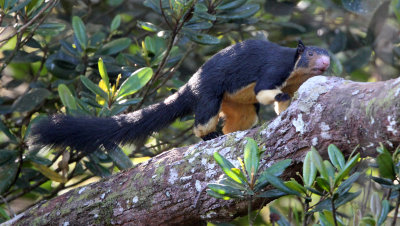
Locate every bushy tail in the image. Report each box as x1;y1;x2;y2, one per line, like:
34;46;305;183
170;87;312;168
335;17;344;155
30;87;194;153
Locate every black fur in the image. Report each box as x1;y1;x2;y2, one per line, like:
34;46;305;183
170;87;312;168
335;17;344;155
30;39;328;153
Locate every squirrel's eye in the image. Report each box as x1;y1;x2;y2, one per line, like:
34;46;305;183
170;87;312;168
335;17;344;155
308;52;313;56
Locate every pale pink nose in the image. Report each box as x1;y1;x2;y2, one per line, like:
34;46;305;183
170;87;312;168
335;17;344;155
317;56;330;70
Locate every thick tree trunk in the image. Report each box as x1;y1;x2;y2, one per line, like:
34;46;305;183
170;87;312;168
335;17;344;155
4;76;400;226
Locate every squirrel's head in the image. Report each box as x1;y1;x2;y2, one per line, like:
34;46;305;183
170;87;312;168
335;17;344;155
294;40;330;76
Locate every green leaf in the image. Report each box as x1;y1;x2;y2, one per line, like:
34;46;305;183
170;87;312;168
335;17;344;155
371;176;394;186
324;160;335;181
185;32;220;45
377;151;395;180
58;84;77;110
0;152;18;194
213;152;245;184
0;120;17;143
106;146;133;170
208;183;243;198
116;67;153;99
377;200;390;226
206;189;231;200
9;0;32;13
144;36;165;54
11;88;51;112
98;38;132;55
335;172;360;195
137;21;159;32
0;149;18;166
84;159;111;177
216;4;260;20
80;75;109;100
254;159;291;191
26;154;52;165
98;58;110;92
335;190;361;208
319;210;336;226
285;179;307;194
216;0;246;10
265;172;301;196
36;23;66;37
32;162;67;183
110;14;121;32
316;177;330;192
334;153;360;186
72;16;88;50
0;206;10;220
243;138;259;182
311;147;329;181
303;151;317;187
256;189;287;198
328;144;345;170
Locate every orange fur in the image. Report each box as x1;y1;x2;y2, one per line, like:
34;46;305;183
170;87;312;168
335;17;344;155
220;101;258;134
223;83;258;104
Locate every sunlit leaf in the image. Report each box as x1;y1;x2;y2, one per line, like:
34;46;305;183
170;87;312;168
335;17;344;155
116;67;152;99
208;183;243;198
243;138;259;183
32;162;67;183
137;21;159;32
80;75;109;100
213;152;245;184
98;58;110;92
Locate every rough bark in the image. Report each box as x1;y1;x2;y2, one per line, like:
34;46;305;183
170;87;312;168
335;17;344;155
4;76;400;226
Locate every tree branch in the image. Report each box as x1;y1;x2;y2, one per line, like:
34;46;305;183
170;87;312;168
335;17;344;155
6;76;400;225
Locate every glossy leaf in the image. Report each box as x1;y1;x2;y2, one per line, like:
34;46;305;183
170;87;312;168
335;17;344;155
11;88;51;112
72;16;88;50
265;172;301;196
116;67;152;99
311;147;329;181
256;189;287;198
334;153;360;186
213;152;244;184
98;58;110;92
303;151;317;187
58;84;77;110
208;183;243;198
206;189;231;200
80;75;109;100
107;146;133;170
110;14;121;32
137;21;159;32
335;190;361;208
328;144;345;170
254;159;291;191
97;38;131;55
285;179;307;194
243;138;259;182
185;32;220;45
32;162;67;183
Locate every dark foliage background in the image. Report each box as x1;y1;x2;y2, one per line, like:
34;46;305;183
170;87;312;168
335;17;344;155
0;0;399;222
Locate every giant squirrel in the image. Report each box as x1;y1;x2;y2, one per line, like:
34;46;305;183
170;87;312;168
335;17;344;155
30;40;330;153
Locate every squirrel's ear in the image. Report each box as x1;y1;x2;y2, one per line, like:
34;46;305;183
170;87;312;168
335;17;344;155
297;40;305;54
